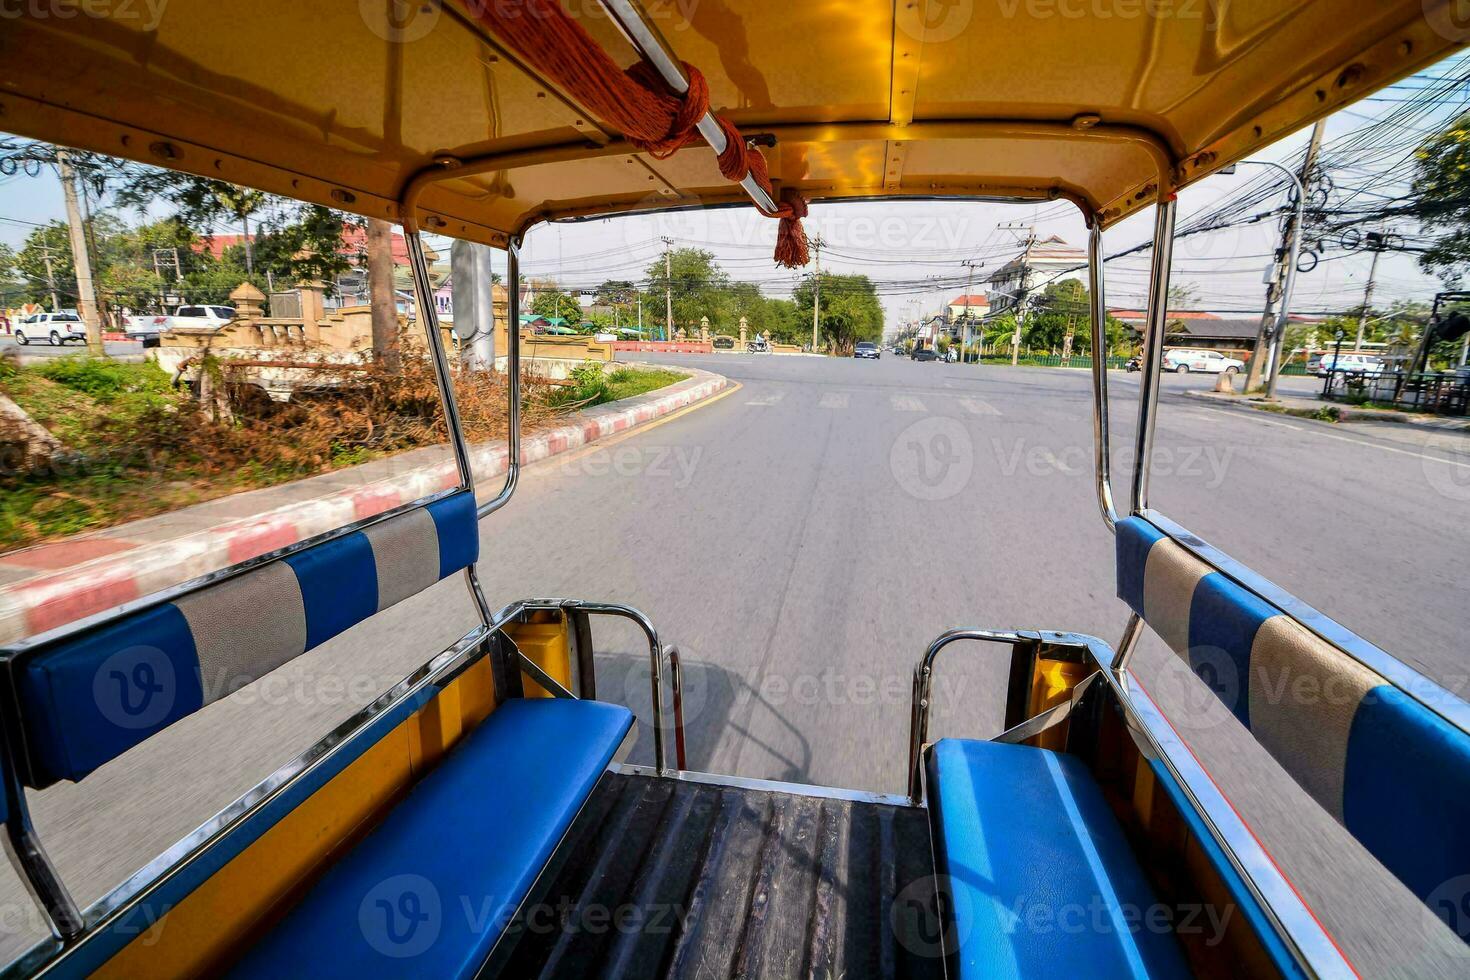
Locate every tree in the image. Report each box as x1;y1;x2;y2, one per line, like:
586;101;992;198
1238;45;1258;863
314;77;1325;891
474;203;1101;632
793;273;883;354
1022;278;1133;355
117;172;267;272
644;248;730;332
1412;114;1470;282
530;288;578;320
0;245;22;307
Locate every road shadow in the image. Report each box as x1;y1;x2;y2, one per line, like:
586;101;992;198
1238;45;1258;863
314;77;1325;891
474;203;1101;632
592;651;814;782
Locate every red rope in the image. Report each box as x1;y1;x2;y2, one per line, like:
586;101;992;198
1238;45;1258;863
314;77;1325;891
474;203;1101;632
467;0;809;267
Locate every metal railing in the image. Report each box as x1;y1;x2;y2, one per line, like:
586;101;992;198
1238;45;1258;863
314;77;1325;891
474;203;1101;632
1323;368;1469;416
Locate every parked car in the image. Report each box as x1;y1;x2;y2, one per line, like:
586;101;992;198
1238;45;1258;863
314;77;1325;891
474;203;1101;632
854;341;880;359
911;347;937;362
1162;348;1244;375
14;311;87;346
124;305;237;346
1312;352;1386;377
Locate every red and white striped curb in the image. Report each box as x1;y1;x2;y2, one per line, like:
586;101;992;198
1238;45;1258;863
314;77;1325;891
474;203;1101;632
0;368;728;645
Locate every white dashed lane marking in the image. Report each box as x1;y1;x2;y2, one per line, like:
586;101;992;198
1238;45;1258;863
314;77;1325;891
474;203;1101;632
959;398;1001;416
819;392;850;409
891;395;926;412
745;393;785;407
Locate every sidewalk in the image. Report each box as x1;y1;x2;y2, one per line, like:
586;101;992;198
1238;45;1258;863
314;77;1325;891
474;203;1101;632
0;366;730;645
1184;388;1470;431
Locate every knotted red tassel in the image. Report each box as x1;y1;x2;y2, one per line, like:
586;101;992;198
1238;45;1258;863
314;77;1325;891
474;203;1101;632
773;188;810;269
462;1;811;266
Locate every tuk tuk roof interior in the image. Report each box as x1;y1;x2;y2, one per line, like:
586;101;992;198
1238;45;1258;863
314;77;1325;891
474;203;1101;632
3;0;1464;243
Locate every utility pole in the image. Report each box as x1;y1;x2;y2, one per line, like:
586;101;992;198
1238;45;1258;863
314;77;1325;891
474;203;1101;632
1013;228;1036;366
810;235;824;353
39;246;60;311
960;258;981;364
1354;243;1383;352
661;236;674;343
1246;119;1326;393
996;223;1036;366
55;149;103;353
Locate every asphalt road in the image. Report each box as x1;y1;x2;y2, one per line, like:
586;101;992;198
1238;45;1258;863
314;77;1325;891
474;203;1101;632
0;336;145;359
5;354;1468;975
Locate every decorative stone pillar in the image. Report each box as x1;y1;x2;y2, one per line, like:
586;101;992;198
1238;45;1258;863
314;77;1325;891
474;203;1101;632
228;281;266;320
700;316;710;342
299;280;326;344
739;316;748;349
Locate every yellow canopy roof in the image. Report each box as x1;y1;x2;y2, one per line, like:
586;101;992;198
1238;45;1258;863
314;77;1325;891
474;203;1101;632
3;1;1465;243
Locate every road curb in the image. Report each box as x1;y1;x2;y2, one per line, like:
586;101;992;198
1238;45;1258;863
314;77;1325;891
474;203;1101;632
1182;389;1470;431
0;367;730;645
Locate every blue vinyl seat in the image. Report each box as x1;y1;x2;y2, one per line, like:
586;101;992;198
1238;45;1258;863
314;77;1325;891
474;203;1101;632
230;697;633;979
928;738;1190;980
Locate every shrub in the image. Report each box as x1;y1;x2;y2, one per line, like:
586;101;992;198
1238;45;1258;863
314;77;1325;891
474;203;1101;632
33;357;172;404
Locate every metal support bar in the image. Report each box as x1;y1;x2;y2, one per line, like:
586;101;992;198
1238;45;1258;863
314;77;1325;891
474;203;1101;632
0;748;81;940
908;629;1033;803
1112;611;1145;677
598;0;781;216
667;646;687;771
993;671;1099;745
1087;221;1119;530
1130;198;1177;514
516;651;576;699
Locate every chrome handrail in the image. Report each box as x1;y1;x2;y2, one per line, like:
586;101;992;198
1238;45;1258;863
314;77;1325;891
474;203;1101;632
495;598;679;775
907;628;1035;803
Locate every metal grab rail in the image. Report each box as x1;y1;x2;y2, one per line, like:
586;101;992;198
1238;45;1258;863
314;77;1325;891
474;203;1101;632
907;629;1104;804
597;0;781;217
495;599;684;775
907;629;1033;803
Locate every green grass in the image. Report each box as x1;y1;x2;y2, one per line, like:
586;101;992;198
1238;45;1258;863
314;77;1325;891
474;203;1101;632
1258;403;1341;422
32;356;172;404
552;363;685;408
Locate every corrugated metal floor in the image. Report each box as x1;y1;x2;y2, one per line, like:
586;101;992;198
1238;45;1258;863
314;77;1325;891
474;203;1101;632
484;771;944;979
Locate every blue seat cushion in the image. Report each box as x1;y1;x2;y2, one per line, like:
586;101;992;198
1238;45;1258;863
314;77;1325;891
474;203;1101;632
230;697;633;979
928;739;1190;979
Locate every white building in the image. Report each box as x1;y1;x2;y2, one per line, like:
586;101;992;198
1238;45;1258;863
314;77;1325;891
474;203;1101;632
986;235;1087;313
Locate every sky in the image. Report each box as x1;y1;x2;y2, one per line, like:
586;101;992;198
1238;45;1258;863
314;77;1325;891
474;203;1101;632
2;53;1465;329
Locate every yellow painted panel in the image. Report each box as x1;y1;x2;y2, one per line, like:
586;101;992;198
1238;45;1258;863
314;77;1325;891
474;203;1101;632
1027;659;1090;753
97;661;500;977
95;725;414;979
505;619;573;699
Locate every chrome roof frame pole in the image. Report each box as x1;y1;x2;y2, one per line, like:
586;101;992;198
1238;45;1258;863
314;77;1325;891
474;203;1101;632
1087;220;1119;530
597;0;782;216
480;235;522;520
405;229;495;629
1130;198;1177;514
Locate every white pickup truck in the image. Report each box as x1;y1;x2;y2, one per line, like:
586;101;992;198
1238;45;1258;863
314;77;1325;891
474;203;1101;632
13;311;87;346
124;304;235;345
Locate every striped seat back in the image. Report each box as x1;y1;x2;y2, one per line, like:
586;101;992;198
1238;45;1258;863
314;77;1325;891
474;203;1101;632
1115;516;1470;932
6;492;478;788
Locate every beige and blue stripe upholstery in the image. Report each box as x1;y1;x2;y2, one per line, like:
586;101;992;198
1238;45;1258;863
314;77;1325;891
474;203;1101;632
1116;516;1470;934
13;492;477;788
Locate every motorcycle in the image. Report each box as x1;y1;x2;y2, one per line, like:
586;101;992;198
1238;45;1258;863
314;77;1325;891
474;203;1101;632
1125;355;1141;372
746;339;772;353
